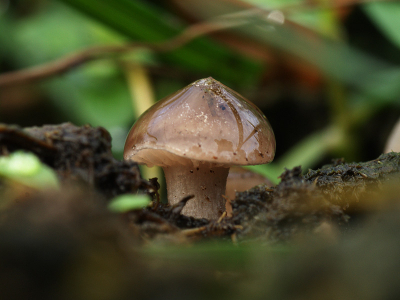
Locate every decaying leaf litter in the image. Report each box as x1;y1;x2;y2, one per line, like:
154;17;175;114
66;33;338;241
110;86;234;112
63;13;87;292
1;122;400;243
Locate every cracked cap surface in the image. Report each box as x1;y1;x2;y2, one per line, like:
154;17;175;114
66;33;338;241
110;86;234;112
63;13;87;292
124;77;275;167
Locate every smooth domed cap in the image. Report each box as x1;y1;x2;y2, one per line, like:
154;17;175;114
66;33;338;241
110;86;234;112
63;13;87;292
124;77;275;167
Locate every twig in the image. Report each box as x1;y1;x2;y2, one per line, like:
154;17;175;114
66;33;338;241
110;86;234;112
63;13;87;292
0;44;147;87
181;226;207;236
0;10;253;88
217;211;227;223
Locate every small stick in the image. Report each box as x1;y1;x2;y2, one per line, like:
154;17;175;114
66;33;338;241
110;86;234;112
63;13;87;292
217;211;227;223
181;226;207;236
222;194;232;218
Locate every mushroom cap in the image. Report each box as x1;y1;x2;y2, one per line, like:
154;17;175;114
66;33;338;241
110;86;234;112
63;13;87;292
124;77;275;167
384;118;400;153
226;166;274;200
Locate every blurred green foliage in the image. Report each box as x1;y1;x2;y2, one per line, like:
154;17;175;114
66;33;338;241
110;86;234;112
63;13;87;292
58;0;262;84
108;194;151;212
1;2;134;154
0;151;59;189
364;1;400;49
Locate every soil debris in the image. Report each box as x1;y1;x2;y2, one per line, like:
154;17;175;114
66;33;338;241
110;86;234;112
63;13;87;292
0;124;57;162
1;123;400;244
230;167;348;242
305;152;400;212
0;123;151;198
128;196;238;241
229;153;400;242
1;124;400;300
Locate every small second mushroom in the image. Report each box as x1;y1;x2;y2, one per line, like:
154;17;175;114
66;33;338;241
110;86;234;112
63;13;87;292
124;77;275;220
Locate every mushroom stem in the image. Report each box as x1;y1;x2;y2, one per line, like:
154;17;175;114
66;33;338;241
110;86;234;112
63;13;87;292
163;164;229;220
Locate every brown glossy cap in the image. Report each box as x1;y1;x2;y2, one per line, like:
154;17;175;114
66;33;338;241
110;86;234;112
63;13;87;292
124;77;275;167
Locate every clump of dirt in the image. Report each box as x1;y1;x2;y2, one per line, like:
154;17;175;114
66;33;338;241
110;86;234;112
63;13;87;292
230;167;347;242
0;123;152;198
305;152;400;212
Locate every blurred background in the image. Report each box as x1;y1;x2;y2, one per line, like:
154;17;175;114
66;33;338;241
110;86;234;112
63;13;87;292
1;0;400;182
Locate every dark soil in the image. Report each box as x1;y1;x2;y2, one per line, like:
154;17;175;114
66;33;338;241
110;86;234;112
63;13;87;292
1;123;400;300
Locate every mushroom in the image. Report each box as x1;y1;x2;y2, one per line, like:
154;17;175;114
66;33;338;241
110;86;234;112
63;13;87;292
124;77;275;219
225;167;274;201
384;118;400;153
225;166;274;217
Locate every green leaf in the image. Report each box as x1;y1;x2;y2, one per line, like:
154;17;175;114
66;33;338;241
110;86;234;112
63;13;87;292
0;152;60;190
108;194;151;212
245;164;281;184
364;2;400;49
56;0;262;86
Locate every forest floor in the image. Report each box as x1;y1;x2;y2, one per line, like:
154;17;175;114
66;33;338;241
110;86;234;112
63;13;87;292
1;122;400;300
